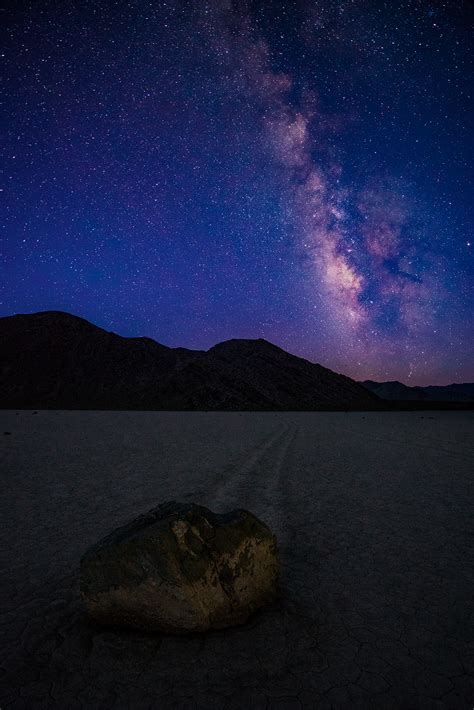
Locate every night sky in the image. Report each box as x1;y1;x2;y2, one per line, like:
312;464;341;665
3;1;473;385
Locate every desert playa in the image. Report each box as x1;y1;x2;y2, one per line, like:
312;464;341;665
1;410;473;708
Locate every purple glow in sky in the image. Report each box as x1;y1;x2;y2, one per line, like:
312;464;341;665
3;0;473;384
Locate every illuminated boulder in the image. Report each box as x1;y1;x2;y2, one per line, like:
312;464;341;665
80;502;279;633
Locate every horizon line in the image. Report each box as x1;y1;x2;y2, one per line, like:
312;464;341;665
2;308;472;389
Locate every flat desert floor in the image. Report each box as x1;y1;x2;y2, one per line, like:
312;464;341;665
1;410;473;709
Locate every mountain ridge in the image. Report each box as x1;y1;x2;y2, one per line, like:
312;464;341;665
0;311;380;411
361;379;474;402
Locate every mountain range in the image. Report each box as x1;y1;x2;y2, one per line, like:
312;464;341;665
0;311;380;411
361;380;474;402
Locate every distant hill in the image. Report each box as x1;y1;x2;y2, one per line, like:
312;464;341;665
361;379;474;402
0;311;380;411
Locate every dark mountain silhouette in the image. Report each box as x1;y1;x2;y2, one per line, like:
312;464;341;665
0;311;380;410
361;380;425;401
361;379;474;402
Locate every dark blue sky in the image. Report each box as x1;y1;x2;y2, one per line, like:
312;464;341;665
2;0;473;384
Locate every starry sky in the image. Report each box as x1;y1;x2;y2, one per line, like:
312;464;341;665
3;0;473;385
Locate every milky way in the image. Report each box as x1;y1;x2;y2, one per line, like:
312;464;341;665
3;1;473;384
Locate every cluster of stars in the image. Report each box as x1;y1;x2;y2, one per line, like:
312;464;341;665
2;0;472;384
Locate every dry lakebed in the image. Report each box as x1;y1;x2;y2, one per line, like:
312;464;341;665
1;410;473;709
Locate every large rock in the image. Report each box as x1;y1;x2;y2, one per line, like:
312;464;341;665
80;502;279;633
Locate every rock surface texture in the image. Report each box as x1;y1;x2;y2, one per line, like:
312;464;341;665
80;502;279;633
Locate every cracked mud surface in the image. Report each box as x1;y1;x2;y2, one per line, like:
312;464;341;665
1;410;473;709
